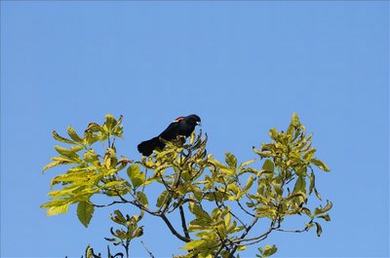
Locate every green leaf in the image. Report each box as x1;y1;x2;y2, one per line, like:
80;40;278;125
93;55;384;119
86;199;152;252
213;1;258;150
83;149;99;163
291;112;301;127
293;175;306;195
53;146;81;162
192;186;203;201
262;159;274;173
137;191;148;207
314;200;333;215
224;212;232;227
311;158;330;172
52;130;76;144
112;210;126;224
67;126;83;142
314;187;322;201
314;222;322;237
85;122;103;133
47;203;70;216
243;175;255;193
189;203;211;221
301;207;311;217
77;201;94;228
127;164;144;188
183;239;206;250
189;132;196;144
318;214;331;221
54;145;74;156
309;171;315;194
262;244;277;257
239;159;256;169
269;128;279;140
43;160;63;172
225;152;237;168
156;190;169;207
51;156;75;164
103;114;123;137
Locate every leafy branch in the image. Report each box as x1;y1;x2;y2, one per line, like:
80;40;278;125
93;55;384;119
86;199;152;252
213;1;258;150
42;113;332;257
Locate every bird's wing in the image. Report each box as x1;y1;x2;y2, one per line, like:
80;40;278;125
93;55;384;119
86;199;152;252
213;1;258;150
158;122;180;140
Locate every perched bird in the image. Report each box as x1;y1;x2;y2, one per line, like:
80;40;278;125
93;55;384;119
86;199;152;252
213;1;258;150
137;114;201;156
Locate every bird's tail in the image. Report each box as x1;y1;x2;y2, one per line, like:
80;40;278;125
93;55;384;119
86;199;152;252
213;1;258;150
137;137;165;156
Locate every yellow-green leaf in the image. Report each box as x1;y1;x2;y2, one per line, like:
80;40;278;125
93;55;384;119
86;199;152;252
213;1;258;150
269;128;279;140
183;239;206;250
47;203;70;216
293;175;306;196
77;201;94;227
224;212;231;227
309;171;315;194
127;164;144;188
311;158;330;172
318;214;331;221
137;191;148;207
52;130;75;144
67;127;83;142
243;175;255;193
156;190;169;207
225;152;237;168
315;222;322;237
263;244;277;257
314;200;333;215
239;159;256;169
43;160;63;172
291;112;301;127
189;203;211;221
262;159;274;173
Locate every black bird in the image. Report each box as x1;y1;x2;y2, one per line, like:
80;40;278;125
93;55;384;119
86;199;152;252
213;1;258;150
137;114;201;156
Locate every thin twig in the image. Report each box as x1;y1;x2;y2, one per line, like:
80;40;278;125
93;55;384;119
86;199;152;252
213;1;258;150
214;231;230;257
275;228;308;233
233;220;279;245
93;200;126;208
236;200;256;217
212;192;248;231
140;241;155;258
229;217;259;256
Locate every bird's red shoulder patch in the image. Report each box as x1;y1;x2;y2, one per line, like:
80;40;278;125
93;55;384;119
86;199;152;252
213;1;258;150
174;116;185;122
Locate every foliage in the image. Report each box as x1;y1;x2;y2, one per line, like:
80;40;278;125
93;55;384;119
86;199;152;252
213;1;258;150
42;113;332;257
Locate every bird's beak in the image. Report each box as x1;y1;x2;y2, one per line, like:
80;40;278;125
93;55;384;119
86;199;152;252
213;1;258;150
196;121;202;127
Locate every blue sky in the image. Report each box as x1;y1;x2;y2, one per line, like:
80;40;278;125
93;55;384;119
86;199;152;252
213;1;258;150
1;1;388;257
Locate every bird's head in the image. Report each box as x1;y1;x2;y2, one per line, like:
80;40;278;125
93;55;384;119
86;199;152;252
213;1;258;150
174;114;201;127
186;114;201;127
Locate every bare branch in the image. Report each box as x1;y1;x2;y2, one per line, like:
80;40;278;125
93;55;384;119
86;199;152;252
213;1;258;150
236;200;256;218
140;241;155;258
179;205;190;239
160;214;191;242
93;200;126;208
229;217;259;255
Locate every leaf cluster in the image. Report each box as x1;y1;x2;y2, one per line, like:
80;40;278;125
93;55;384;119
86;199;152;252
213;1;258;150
42;113;332;257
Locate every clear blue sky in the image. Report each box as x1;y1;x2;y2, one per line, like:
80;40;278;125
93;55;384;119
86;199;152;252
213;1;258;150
1;1;388;257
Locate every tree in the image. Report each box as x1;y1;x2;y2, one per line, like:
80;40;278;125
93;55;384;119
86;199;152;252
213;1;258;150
42;113;332;258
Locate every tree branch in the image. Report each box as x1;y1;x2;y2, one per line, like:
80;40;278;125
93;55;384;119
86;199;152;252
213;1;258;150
236;200;256;218
213;192;248;231
140;241;155;258
229;217;259;256
160;214;190;242
233;219;280;247
93;200;126;208
179;205;190;239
